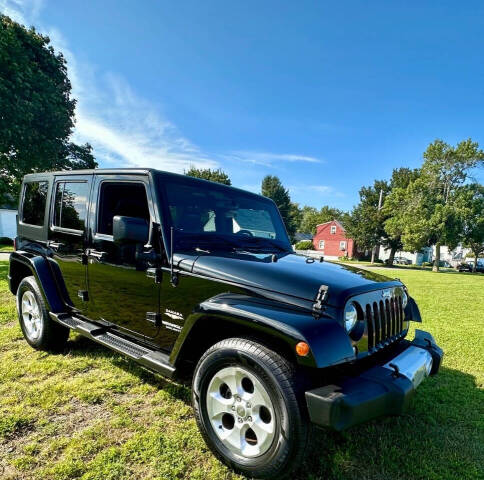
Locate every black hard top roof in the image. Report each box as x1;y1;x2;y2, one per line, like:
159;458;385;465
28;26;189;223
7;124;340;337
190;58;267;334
22;168;268;201
23;168;154;179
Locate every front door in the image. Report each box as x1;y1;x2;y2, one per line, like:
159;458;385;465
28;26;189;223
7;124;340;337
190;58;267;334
49;175;92;313
86;176;160;339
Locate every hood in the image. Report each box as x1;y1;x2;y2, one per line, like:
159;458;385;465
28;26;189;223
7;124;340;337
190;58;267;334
183;252;401;307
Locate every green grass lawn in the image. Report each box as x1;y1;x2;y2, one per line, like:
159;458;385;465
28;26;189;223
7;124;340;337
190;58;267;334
0;261;482;480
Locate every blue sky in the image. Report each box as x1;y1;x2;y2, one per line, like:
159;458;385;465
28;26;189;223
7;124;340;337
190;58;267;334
2;0;483;210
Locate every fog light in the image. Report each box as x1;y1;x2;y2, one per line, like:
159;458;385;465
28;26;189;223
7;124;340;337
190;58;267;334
295;342;310;357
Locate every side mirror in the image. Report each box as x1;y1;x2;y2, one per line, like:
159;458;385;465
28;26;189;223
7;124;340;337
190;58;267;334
113;216;149;244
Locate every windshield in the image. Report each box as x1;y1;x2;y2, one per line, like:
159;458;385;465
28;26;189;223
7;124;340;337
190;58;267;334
156;174;292;253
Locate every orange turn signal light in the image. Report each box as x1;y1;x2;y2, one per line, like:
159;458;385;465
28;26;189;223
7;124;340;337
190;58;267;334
295;341;310;357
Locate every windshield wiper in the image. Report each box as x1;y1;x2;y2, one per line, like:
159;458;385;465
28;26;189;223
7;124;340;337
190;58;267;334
238;237;289;253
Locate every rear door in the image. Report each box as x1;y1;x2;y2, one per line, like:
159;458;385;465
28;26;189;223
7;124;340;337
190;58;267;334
49;175;92;312
86;175;160;339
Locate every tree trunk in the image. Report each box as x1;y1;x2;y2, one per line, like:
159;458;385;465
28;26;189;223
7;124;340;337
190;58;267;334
388;246;397;265
371;244;380;264
433;242;440;272
473;253;478;273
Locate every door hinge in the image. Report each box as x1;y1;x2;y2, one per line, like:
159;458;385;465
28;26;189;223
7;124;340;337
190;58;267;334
78;290;89;302
146;312;162;327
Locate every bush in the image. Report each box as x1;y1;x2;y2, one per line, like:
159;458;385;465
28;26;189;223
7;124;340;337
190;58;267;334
295;240;314;250
338;255;349;261
0;237;13;245
422;262;433;267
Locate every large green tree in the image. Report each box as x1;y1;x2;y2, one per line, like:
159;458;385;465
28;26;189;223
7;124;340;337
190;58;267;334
185;166;231;185
346;168;420;263
457;183;484;272
261;175;296;240
0;15;96;207
385;139;484;271
346;179;390;262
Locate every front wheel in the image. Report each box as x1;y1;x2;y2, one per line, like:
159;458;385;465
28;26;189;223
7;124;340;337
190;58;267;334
192;338;309;479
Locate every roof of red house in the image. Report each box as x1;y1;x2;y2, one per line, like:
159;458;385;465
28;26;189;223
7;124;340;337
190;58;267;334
315;219;346;231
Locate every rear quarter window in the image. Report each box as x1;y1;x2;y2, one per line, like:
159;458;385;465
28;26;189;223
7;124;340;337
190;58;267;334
22;181;48;226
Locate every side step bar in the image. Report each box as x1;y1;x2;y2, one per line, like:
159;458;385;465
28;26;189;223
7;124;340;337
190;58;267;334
50;313;176;378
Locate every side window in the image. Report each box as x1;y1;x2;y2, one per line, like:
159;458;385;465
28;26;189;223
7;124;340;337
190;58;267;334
319;240;325;249
53;182;89;231
22;181;48;226
340;240;347;250
97;182;150;236
330;225;336;234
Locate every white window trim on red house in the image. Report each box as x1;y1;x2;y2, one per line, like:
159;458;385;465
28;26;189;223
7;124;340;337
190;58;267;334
330;225;336;234
340;240;347;250
319;240;325;250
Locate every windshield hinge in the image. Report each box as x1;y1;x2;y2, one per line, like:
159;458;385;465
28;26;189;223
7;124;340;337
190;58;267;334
313;284;329;318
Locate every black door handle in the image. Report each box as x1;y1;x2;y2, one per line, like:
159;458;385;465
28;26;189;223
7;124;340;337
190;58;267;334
89;249;106;261
48;241;64;251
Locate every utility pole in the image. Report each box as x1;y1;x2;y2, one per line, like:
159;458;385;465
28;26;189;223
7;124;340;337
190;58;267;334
370;189;384;264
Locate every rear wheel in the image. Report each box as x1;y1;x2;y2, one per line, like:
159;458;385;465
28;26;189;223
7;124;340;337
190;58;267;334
192;338;308;479
17;276;69;351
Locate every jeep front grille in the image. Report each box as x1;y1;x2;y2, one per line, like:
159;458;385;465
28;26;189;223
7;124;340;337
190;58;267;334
365;295;405;351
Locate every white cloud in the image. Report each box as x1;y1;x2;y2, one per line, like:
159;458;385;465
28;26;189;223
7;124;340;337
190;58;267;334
0;0;43;24
224;150;322;166
289;184;343;197
1;0;218;173
1;0;322;176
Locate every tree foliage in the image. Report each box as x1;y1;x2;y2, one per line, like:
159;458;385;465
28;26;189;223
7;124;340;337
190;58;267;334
261;175;296;239
346;179;391;252
0;15;96;207
384;139;484;271
298;205;348;234
457;183;484;271
345;168;420;263
185;167;231;185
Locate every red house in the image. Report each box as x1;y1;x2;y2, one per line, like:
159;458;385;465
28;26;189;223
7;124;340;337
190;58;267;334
312;220;355;259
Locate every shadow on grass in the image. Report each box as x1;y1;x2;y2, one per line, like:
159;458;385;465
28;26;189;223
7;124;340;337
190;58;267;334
64;334;192;405
297;366;483;480
59;335;483;480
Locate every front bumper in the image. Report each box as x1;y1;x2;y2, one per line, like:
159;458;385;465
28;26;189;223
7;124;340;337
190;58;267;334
305;330;443;431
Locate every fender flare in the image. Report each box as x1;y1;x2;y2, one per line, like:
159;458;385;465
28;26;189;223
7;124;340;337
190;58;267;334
8;251;67;313
171;293;354;369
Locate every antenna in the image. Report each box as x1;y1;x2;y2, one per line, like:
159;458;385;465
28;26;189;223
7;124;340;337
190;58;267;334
170;226;178;286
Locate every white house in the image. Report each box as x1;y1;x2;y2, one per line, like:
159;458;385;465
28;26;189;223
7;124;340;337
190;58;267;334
434;245;472;267
0;209;17;239
379;246;433;265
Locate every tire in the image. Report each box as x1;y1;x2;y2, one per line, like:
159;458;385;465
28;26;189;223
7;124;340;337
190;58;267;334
192;338;309;479
17;276;69;351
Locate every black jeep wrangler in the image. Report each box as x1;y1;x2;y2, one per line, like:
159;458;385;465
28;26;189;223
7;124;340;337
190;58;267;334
8;169;442;479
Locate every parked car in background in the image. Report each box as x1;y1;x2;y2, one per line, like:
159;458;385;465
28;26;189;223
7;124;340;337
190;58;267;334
457;262;484;273
8;169;443;479
393;256;412;265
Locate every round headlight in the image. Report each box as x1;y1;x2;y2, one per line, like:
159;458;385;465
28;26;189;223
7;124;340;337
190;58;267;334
344;303;358;332
402;291;408;308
